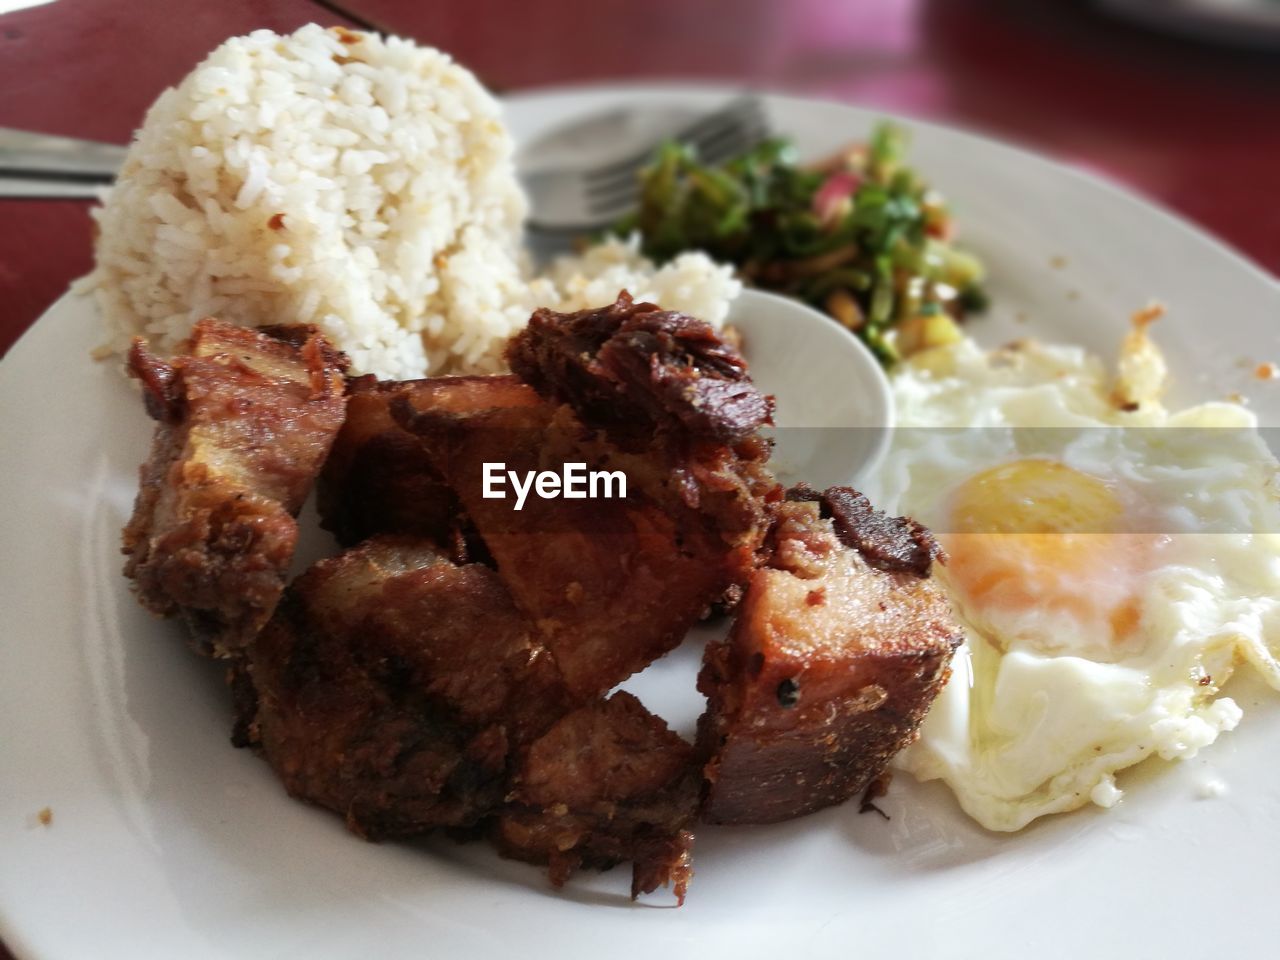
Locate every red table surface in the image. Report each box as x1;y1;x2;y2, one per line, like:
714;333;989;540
0;0;1277;953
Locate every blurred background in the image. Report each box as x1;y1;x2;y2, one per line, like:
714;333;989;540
1;0;1277;358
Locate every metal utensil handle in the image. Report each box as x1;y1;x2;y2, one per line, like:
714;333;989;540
0;175;108;199
0;127;128;180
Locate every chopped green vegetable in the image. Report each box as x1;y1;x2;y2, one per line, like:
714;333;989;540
612;122;988;367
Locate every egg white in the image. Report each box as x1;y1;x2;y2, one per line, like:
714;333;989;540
866;336;1280;831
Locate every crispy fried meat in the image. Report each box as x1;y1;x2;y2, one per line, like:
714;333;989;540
124;296;957;903
507;291;775;448
697;487;962;824
393;389;776;700
494;692;698;904
317;375;538;550
316;374;456;547
786;483;943;576
386;294;780;699
122;319;347;655
242;536;574;838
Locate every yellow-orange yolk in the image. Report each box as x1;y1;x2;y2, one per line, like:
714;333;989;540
949;459;1122;536
943;460;1146;651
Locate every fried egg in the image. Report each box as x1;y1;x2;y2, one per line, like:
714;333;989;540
864;320;1280;831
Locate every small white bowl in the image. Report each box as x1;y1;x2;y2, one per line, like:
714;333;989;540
728;288;894;489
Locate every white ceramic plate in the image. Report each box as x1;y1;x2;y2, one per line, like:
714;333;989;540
2;85;1279;960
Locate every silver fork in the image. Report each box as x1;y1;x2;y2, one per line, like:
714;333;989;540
521;95;771;234
0;127;127;198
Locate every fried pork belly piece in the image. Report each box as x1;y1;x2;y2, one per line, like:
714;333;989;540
394;373;778;700
317;374;537;548
316;374;454;546
698;486;962;824
326;297;776;700
504;288;781;597
494;692;698;904
241;535;573;839
122;319;347;655
508;291;774;447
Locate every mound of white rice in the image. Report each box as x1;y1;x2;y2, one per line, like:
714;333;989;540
89;24;738;378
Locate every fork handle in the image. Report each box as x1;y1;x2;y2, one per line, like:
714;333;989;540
0;127;128;181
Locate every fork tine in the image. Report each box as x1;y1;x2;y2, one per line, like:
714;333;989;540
681;96;767;156
583;106;768;206
569;94;771;224
579;142;669;191
584;171;658;217
584;125;772;222
673;94;762;144
693;119;770;167
583;127;771;221
582;94;763;189
686;112;769;164
583;118;766;206
585;188;644;221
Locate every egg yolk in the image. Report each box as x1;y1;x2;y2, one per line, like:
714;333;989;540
944;460;1144;651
